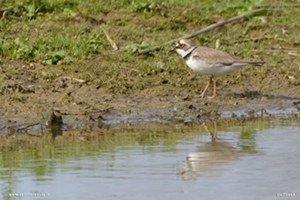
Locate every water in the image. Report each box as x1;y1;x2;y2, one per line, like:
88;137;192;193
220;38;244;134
0;118;299;200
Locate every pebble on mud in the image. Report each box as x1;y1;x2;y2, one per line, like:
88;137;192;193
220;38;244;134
188;104;196;110
183;95;192;101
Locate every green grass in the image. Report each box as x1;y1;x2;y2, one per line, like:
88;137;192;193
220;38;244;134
0;0;299;94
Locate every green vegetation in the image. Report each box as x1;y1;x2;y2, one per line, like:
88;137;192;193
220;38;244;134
0;0;299;94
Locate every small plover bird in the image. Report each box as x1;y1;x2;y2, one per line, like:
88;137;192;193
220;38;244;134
170;39;264;98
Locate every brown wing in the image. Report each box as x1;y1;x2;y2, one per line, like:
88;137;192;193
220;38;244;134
193;47;263;66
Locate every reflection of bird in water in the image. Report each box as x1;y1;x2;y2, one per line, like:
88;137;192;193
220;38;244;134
179;121;240;181
180;141;238;181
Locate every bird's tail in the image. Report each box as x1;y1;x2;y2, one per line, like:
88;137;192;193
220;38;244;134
244;61;264;66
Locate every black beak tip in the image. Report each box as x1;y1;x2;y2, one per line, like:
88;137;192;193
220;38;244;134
169;48;175;52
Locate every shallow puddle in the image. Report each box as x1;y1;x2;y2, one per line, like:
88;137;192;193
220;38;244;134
0;117;299;200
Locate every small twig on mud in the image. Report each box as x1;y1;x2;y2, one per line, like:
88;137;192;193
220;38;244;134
103;29;118;51
17;123;40;132
138;9;267;55
215;39;220;49
103;76;115;84
276;38;290;42
2;10;7;19
74;78;85;83
288;52;298;56
255;4;300;8
60;76;85;83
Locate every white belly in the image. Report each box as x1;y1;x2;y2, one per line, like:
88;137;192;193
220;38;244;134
186;56;248;77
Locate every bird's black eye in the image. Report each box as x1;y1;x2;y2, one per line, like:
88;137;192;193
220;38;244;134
179;43;184;48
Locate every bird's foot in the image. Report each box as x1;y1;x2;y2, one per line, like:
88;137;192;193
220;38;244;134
197;94;205;98
207;95;217;99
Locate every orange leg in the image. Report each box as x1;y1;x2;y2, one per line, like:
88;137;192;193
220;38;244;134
198;76;212;98
207;77;217;99
198;76;217;98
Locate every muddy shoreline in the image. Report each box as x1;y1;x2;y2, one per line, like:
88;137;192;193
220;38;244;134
1;79;299;134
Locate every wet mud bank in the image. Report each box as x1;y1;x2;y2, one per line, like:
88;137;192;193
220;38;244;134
0;81;299;135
